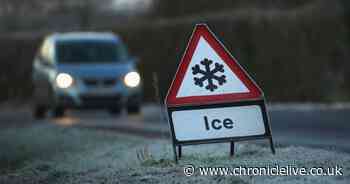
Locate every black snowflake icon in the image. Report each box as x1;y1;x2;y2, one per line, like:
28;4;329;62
192;58;227;92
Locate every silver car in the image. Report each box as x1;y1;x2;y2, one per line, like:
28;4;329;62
32;32;142;118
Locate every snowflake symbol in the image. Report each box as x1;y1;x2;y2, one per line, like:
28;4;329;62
192;58;227;92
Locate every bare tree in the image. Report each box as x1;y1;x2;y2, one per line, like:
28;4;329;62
0;0;113;32
0;0;43;31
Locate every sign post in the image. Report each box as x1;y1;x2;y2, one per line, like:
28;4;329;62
165;24;275;162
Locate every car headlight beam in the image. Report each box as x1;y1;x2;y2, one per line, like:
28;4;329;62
124;71;140;88
56;73;73;89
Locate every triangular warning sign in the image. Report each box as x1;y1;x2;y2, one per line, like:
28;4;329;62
166;24;263;107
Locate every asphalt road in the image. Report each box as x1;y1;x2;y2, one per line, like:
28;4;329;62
270;107;350;153
1;104;349;153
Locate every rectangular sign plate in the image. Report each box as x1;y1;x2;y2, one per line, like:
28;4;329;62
167;100;271;145
172;105;265;141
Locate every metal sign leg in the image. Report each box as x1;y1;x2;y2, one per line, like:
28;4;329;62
230;141;235;157
178;145;182;158
269;137;276;154
172;144;178;163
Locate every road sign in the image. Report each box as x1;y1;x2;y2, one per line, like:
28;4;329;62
165;24;275;162
166;24;262;107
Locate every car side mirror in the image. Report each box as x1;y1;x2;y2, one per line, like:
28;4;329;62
38;55;54;68
131;56;140;64
42;60;52;67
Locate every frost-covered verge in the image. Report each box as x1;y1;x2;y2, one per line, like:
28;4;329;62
123;143;350;184
0;124;349;184
0;124;150;184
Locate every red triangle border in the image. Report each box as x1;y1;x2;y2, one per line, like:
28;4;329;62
166;24;263;107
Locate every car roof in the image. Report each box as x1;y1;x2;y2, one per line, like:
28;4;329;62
47;32;120;43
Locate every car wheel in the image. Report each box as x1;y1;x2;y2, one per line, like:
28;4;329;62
33;105;47;119
109;107;121;115
53;107;65;118
127;105;140;115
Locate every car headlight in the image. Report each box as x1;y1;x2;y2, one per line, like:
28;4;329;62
56;73;73;89
124;71;140;88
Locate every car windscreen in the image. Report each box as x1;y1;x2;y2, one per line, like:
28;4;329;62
56;40;129;63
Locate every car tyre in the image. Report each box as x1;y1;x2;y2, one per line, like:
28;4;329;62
127;105;140;115
33;105;47;119
53;107;65;118
109;107;121;115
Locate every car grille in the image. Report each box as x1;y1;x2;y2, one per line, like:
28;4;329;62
80;95;121;107
83;78;117;88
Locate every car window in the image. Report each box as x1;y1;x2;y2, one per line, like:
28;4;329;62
56;40;129;63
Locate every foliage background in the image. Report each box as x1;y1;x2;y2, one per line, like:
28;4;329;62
0;0;349;102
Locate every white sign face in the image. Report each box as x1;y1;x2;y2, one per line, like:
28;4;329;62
171;105;265;141
176;37;249;98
